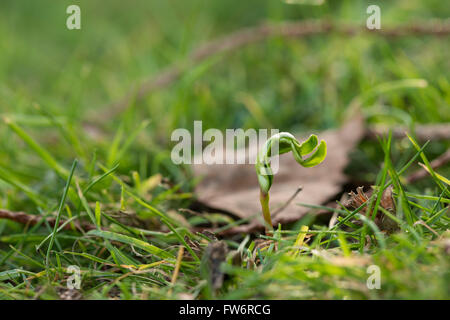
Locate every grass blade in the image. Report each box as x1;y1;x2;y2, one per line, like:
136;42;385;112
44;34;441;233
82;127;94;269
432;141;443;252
45;159;78;267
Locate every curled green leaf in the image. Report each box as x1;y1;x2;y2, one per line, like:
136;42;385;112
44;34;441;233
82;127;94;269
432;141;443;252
256;133;327;194
255;132;327;235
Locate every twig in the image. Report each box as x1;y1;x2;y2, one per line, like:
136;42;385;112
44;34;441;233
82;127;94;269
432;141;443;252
95;19;450;122
272;186;303;217
0;209;97;232
406;149;450;184
366;124;450;142
413;220;440;237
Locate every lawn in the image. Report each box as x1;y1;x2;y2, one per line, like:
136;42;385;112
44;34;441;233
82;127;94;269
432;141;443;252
0;0;449;300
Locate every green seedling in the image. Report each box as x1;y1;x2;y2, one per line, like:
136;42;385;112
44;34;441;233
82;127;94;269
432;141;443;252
255;133;327;235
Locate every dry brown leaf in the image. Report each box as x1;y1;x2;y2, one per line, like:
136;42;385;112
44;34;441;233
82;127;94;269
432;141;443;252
192;113;365;234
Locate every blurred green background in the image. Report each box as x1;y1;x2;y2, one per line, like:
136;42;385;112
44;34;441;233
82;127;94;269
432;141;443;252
1;0;449;126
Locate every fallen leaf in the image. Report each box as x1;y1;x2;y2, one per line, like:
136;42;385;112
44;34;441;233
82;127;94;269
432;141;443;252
346;186;399;233
192;113;365;234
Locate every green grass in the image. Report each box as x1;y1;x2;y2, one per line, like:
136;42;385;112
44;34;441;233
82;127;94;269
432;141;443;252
0;0;449;299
